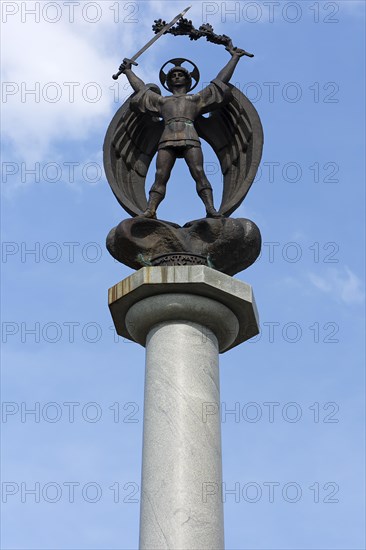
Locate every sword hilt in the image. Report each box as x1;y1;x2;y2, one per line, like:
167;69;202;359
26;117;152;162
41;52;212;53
112;58;138;80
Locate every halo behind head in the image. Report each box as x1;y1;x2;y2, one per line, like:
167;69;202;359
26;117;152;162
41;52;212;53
159;58;200;92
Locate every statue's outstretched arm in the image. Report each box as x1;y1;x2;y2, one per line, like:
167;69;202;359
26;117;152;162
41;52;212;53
216;47;246;84
120;58;146;92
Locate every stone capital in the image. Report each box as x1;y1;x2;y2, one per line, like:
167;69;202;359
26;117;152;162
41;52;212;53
108;266;259;352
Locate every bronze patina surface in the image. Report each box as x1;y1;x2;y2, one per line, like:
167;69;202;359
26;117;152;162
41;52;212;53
104;15;263;274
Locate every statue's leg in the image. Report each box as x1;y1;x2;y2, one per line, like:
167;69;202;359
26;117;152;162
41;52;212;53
143;148;176;218
184;146;222;218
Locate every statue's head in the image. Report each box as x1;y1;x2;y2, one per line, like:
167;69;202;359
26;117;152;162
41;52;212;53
166;66;192;93
159;58;200;93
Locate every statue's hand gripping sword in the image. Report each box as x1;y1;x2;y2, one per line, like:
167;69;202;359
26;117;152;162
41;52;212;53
112;6;191;80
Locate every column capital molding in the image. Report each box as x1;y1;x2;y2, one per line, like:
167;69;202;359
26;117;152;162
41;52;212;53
109;266;259;352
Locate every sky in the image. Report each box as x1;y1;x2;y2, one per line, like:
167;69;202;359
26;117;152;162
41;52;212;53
1;1;365;549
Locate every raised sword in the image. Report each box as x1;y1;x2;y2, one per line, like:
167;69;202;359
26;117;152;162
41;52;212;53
112;6;192;80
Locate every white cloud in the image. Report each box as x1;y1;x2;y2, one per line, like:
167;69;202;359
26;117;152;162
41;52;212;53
1;1;160;165
1;1;253;172
309;267;365;305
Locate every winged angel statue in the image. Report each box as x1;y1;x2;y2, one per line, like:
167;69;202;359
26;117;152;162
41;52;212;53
104;10;264;275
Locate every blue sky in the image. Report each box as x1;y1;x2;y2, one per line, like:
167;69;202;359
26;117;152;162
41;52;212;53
1;1;365;548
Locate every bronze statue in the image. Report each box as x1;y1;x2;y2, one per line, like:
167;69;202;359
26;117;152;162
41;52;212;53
104;10;264;275
119;47;246;219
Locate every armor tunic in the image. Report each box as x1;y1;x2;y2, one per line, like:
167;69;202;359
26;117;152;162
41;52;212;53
130;78;232;150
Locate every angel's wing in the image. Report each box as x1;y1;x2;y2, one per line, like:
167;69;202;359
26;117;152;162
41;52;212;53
195;84;263;217
103;85;164;217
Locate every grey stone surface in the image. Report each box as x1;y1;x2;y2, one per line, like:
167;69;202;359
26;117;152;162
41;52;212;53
108;266;260;548
139;320;224;549
126;294;238;352
109;265;259;352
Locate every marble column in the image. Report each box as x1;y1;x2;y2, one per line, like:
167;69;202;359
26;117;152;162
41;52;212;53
108;267;259;550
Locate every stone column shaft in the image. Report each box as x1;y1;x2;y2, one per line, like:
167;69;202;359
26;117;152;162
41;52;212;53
108;267;260;550
139;320;224;549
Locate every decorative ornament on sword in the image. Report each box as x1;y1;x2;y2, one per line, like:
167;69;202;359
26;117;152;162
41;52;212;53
112;6;254;81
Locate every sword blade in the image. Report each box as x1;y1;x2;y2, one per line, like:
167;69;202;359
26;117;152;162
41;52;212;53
130;6;191;62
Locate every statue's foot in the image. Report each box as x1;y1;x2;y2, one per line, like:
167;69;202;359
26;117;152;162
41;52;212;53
141;208;157;219
206;210;223;219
